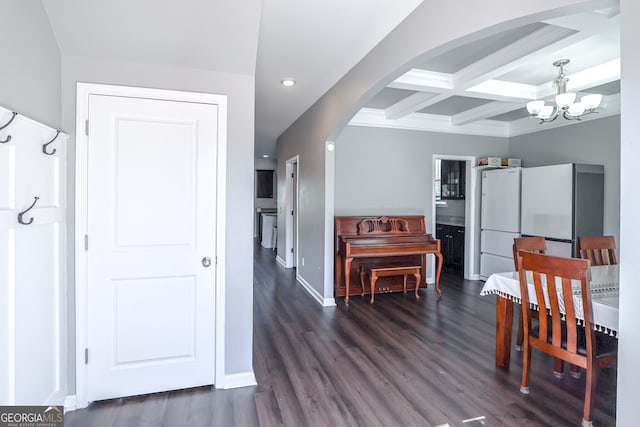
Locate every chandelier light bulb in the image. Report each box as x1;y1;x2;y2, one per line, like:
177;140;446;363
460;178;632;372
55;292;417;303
538;105;555;120
582;94;603;110
526;100;544;115
567;102;586;117
555;92;576;109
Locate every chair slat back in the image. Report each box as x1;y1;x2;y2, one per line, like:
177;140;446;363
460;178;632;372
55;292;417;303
578;235;617;266
517;252;593;355
512;237;547;270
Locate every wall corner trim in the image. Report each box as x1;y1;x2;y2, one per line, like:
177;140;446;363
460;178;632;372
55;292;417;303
63;395;77;413
218;372;257;389
297;275;336;307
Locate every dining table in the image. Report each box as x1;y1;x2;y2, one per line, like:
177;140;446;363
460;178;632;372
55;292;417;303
480;264;620;369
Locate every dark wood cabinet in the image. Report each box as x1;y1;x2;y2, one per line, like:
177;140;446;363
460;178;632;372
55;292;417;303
440;160;465;200
435;223;465;271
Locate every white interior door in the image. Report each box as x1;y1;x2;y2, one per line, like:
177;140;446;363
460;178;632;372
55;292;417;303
86;94;218;402
0;108;66;405
285;157;298;268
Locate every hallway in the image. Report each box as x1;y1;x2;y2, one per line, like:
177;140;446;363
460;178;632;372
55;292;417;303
66;242;617;426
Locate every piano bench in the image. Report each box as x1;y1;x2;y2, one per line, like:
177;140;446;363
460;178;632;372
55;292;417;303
359;264;422;304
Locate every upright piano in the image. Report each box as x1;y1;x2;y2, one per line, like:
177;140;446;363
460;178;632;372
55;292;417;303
335;215;443;303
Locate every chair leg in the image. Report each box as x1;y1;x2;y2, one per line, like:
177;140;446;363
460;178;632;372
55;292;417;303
554;358;565;378
516;309;524;351
570;364;582;379
413;272;421;299
581;361;597;427
520;342;532;394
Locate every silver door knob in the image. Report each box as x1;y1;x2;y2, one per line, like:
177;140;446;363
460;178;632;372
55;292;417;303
202;257;212;267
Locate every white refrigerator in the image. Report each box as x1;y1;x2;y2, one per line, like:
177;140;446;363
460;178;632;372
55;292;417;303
521;163;604;257
480;168;521;279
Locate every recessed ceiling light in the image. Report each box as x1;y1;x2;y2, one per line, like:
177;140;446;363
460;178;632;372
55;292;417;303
262;154;269;158
281;78;296;87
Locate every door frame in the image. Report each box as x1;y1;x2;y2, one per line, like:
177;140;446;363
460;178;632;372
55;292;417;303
284;156;299;268
74;83;228;408
431;154;478;280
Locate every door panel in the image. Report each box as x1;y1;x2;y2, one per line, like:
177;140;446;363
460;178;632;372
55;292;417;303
481;230;520;258
87;95;218;401
481;168;521;233
113;276;195;365
114;119;196;247
480;253;515;279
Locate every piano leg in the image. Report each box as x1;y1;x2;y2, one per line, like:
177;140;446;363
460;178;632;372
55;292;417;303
434;252;443;295
344;257;353;304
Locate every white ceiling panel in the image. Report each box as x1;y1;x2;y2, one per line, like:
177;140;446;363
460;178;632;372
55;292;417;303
365;88;418;109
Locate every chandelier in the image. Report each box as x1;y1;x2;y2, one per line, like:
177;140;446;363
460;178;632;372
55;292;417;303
526;59;602;123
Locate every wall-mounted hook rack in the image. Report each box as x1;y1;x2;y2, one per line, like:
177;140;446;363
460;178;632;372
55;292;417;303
17;196;39;225
43;131;61;155
0;112;17;143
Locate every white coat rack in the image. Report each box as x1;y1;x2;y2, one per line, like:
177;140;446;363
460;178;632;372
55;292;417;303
0;105;67;406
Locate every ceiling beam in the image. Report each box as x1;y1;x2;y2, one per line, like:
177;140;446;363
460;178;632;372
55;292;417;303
452;101;522;126
453;25;576;90
384;92;451;120
388;69;453;92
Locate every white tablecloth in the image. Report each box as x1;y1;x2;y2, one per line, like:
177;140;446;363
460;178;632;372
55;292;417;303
480;265;619;337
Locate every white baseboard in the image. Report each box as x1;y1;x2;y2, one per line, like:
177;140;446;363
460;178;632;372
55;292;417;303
297;275;336;307
218;371;257;389
275;255;286;267
469;273;482;281
63;395;77;412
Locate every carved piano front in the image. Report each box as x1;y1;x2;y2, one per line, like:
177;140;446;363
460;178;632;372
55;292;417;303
335;215;443;303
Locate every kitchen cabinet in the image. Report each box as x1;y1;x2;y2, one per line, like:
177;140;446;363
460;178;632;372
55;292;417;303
440;160;465;200
435;223;465;271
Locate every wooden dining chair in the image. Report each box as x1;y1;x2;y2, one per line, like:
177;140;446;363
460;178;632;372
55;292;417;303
513;237;547;351
517;251;617;427
578;236;618;266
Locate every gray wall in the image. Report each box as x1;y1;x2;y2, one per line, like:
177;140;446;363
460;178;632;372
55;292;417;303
335;125;507;221
277;0;594;300
61;55;256;389
509;115;620;244
0;1;61;129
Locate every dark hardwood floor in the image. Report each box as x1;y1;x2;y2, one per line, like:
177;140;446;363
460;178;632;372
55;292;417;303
66;243;617;426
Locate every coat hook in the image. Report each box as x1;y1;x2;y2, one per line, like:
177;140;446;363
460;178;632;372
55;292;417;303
43;130;61;155
17;196;39;225
0;112;17;144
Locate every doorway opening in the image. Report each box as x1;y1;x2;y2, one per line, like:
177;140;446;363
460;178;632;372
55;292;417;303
431;154;478;280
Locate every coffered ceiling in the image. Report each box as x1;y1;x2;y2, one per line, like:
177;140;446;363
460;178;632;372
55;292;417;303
350;7;620;137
